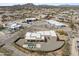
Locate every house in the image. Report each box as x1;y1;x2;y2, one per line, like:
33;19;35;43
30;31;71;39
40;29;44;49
25;30;56;42
5;22;23;31
22;18;37;24
19;30;65;52
45;20;68;28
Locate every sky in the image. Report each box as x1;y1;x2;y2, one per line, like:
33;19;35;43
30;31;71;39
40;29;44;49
0;0;79;6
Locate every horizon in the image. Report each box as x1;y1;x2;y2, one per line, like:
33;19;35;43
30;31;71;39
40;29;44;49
0;3;79;6
0;0;79;6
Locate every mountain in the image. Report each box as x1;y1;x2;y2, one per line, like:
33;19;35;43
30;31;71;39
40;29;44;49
58;3;79;7
0;3;79;9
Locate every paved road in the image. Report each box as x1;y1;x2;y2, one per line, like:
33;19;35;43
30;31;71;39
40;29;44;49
0;24;35;56
0;25;31;46
71;38;78;56
67;31;78;56
3;43;27;56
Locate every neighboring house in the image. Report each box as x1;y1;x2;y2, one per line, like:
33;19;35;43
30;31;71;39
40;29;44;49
5;22;22;31
45;20;68;28
22;18;37;24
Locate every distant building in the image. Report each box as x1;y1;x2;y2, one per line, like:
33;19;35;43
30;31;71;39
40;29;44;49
22;18;37;24
37;14;47;19
61;11;70;14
